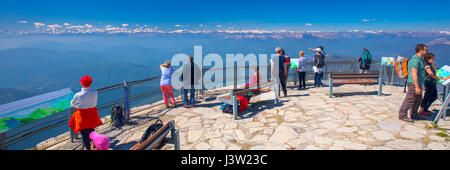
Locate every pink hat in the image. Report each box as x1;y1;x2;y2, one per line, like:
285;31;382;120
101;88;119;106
89;131;110;150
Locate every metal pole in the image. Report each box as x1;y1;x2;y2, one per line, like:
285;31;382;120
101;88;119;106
169;121;180;150
329;74;333;98
378;73;383;96
69;108;74;143
0;132;6;150
124;80;130;123
232;91;238;120
233;64;237;89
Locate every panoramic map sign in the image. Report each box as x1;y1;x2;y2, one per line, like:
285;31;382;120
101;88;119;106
0;88;74;132
381;57;395;66
437;65;450;86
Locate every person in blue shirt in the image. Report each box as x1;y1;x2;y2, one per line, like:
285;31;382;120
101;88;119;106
297;50;307;89
160;61;176;108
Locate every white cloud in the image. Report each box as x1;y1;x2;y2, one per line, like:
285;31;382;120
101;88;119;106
33;22;45;28
64;23;70;26
305;23;312;26
84;24;93;28
362;19;371;22
17;21;28;24
122;24;129;27
216;25;222;28
174;24;182;27
199;24;203;27
47;24;61;28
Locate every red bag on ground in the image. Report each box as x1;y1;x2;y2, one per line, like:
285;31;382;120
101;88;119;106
237;95;249;113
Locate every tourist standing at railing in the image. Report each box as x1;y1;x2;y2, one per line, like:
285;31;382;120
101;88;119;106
272;47;288;97
181;56;202;108
309;46;326;57
312;48;325;87
68;75;103;150
160;61;176;108
399;44;428;122
297;50;307;89
359;49;372;73
418;53;450;116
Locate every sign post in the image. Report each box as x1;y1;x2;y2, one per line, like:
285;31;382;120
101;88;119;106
381;57;395;86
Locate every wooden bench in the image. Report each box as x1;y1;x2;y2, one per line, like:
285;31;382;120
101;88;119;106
218;80;278;120
129;120;180;150
326;73;383;98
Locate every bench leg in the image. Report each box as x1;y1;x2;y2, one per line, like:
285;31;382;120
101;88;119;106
232;95;238;120
172;129;180;150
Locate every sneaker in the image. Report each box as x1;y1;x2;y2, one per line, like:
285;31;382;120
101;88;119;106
418;111;430;117
190;105;195;108
183;105;190;108
411;114;424;120
399;116;414;122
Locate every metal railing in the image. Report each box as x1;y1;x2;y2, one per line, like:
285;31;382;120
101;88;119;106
1;59;446;150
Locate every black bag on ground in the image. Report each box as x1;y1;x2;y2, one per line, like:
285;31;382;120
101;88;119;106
140;119;167;148
222;104;233;114
110;105;126;127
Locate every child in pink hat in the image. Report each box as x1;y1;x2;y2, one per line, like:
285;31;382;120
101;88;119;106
89;131;110;150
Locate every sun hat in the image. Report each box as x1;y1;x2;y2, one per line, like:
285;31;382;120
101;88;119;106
89;131;110;150
80;75;92;88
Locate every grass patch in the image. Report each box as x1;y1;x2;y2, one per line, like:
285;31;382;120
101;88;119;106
435;132;449;138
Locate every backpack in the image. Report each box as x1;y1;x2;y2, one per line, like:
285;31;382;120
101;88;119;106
110;105;126;127
315;55;325;68
362;51;372;65
285;56;291;68
139;119;167;148
394;56;408;79
222;104;233;114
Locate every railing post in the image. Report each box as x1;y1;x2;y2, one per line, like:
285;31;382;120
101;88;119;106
124;80;130;123
69;108;75;143
0;132;6;150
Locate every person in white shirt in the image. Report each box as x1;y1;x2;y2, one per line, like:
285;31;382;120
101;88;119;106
68;75;102;150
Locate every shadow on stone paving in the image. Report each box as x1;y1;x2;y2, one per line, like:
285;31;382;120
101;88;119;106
239;100;288;119
332;91;391;97
111;140;138;150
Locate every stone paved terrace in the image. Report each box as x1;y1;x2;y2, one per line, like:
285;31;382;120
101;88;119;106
47;83;450;150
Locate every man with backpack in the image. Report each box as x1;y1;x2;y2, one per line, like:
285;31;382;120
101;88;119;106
359;49;372;73
313;48;325;87
398;44;428;122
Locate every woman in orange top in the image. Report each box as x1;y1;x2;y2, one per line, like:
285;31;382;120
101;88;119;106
68;75;102;150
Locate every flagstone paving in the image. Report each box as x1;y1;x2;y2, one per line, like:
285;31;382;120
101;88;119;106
48;83;450;150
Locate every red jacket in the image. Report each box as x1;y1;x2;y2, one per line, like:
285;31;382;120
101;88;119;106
68;107;102;133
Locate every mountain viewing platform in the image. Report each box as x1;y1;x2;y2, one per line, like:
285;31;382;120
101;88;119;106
46;82;450;150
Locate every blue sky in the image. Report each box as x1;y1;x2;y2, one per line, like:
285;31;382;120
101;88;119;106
1;0;449;32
